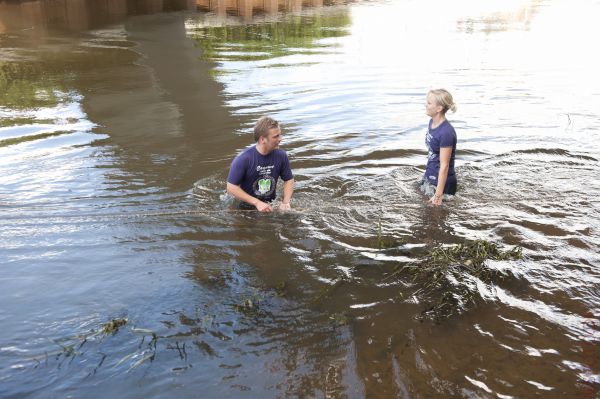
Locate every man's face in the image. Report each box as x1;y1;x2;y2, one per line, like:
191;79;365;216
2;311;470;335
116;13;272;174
263;127;282;152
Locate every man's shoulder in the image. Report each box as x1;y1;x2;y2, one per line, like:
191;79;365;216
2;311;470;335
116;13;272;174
242;145;258;155
234;145;257;160
230;146;255;170
272;149;289;158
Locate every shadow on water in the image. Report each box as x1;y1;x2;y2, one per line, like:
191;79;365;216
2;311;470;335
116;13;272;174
86;12;244;190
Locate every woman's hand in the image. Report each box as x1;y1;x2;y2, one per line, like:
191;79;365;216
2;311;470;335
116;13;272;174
278;202;291;211
430;194;443;206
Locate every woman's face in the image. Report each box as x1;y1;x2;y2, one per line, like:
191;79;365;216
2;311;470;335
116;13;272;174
425;93;441;117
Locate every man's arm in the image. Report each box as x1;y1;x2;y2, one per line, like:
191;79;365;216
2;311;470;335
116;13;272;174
279;178;295;211
226;182;273;212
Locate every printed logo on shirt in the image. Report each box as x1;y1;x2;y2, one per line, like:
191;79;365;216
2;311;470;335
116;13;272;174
253;176;276;198
256;165;274;176
257;178;271;194
426;130;438;160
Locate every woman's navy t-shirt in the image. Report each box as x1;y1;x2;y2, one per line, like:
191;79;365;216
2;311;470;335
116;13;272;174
424;119;457;187
227;146;293;202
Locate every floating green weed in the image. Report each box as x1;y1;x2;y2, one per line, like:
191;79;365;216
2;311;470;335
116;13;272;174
430;240;522;270
101;318;128;335
275;281;287;296
51;339;78;357
329;313;350;326
376;215;403;249
235;289;263;316
385;239;523;320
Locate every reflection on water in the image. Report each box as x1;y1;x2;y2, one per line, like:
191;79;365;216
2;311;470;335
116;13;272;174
1;0;600;398
456;0;542;33
0;0;196;33
195;0;339;20
0;0;336;33
188;12;350;62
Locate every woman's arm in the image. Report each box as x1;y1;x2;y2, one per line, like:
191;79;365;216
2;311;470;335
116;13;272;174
431;147;452;206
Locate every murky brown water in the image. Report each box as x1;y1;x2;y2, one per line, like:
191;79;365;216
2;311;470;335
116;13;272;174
1;0;599;398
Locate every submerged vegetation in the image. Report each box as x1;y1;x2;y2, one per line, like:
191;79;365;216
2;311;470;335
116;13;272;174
386;240;523;320
311;278;347;307
429;240;523;267
26;318;159;372
16;239;522;379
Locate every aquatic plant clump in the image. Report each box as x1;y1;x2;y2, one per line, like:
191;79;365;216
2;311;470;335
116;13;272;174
234;289;263;316
388;240;523;320
101;318;128;335
430;240;522;270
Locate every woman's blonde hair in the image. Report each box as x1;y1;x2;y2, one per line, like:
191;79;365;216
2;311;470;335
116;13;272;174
428;89;457;114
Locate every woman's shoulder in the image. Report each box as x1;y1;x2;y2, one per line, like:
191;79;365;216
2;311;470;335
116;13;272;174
440;120;456;133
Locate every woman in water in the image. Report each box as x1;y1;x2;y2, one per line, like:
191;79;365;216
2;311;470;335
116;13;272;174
422;89;458;206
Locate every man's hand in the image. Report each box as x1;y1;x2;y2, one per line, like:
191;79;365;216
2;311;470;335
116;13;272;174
255;200;273;212
227;183;273;212
278;202;291;211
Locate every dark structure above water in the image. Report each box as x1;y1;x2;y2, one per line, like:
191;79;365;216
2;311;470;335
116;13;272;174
0;0;343;33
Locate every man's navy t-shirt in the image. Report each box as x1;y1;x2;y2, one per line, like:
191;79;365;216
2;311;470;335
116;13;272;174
227;146;293;202
424;119;457;186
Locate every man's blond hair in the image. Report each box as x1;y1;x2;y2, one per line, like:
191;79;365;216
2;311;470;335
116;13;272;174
254;116;279;142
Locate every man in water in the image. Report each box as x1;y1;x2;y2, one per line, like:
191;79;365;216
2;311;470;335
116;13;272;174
226;116;294;212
